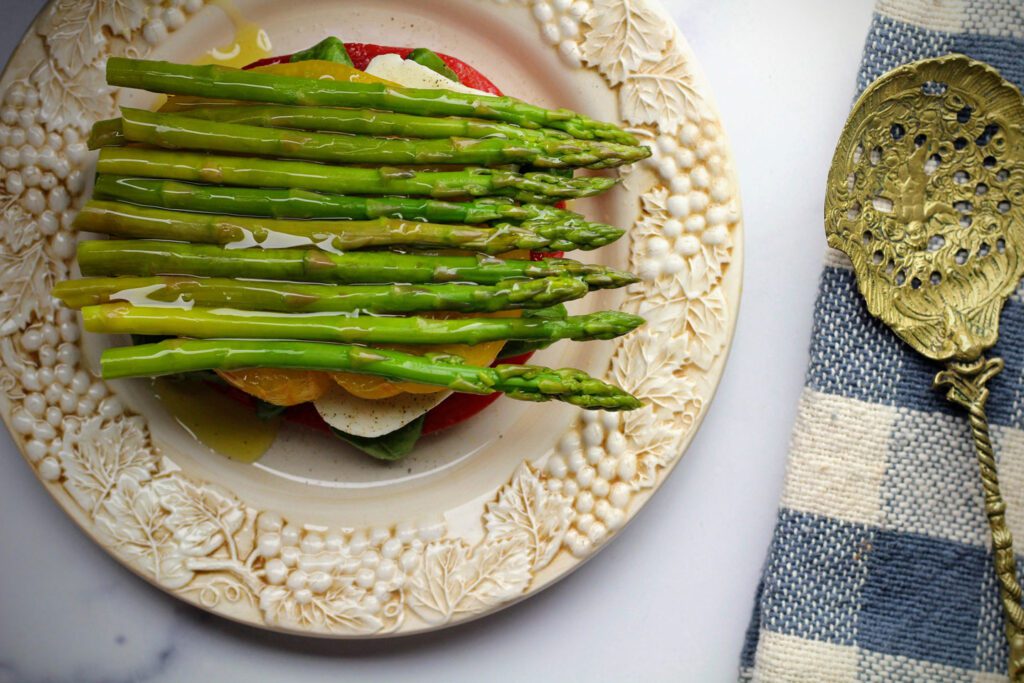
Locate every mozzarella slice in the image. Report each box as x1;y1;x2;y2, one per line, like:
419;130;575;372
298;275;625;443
314;385;452;438
364;53;488;95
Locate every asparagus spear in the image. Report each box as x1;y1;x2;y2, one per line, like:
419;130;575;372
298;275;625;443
92;176;600;228
77;240;640;289
73;200;623;253
100;338;643;410
82;303;644;345
105;58;639;145
87;119;125;147
96;148;616;203
51;275;590;313
88;105;569;147
165;104;572;140
96;110;649;169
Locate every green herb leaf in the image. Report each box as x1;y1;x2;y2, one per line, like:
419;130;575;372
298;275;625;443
290;37;353;66
331;415;425;461
408;48;460;82
254;399;287;421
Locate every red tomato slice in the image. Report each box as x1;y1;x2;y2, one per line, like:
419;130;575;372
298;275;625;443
241;54;291;69
530;250;565;261
283;401;332;434
421;392;502;435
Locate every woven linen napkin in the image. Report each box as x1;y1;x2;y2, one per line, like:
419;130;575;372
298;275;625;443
739;2;1024;681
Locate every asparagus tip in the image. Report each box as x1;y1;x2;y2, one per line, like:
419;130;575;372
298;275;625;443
582;311;645;339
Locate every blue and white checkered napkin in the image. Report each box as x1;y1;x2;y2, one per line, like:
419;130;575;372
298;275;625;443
740;2;1024;681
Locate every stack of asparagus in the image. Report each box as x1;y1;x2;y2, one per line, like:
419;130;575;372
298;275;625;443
55;48;650;411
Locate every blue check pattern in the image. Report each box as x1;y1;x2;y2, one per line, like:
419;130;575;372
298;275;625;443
740;2;1024;680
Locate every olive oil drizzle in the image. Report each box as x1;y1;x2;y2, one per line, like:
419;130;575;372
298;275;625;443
152;377;280;463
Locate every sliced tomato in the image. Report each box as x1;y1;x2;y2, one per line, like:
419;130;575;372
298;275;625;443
217;367;333;406
341;43;501;94
269;352;535;437
241;54;291;69
283;401;332;434
535;199;570;259
531;250;565;261
421;392;502;435
244;43;501;95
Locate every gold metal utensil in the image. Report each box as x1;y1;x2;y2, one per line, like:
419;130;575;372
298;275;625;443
825;55;1024;677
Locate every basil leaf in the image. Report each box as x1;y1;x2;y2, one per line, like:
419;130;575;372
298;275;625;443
408;47;460;82
498;303;568;359
290;37;353;66
254;399;287;421
331;415;425;461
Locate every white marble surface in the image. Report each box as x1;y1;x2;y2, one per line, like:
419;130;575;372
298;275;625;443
0;1;875;681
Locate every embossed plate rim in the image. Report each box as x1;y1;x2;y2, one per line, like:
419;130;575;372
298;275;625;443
0;0;743;637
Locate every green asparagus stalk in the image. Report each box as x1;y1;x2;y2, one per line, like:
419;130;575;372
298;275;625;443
86;119;125;147
87;106;571;147
51;276;590;313
95;109;649;169
101;338;644;410
81;303;644;345
77;241;640;289
105;58;639;145
92;176;602;229
73;200;623;253
142;104;572;140
95;148;616;203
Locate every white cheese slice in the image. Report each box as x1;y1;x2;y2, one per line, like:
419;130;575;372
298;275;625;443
364;53;488;95
314;385;452;438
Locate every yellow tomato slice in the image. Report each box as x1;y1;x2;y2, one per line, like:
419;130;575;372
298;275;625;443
330;374;405;400
217;368;334;406
251;60;398;84
330;310;520;398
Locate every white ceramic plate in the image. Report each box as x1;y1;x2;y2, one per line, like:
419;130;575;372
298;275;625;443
0;0;742;636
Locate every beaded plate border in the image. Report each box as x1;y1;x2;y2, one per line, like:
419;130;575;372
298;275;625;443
0;0;742;635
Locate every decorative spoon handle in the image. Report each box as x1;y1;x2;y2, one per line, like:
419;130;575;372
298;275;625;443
935;357;1024;678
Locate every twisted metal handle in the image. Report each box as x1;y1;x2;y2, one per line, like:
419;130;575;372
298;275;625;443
935;357;1024;680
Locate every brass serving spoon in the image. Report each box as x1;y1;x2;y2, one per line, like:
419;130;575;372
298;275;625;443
825;55;1024;677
